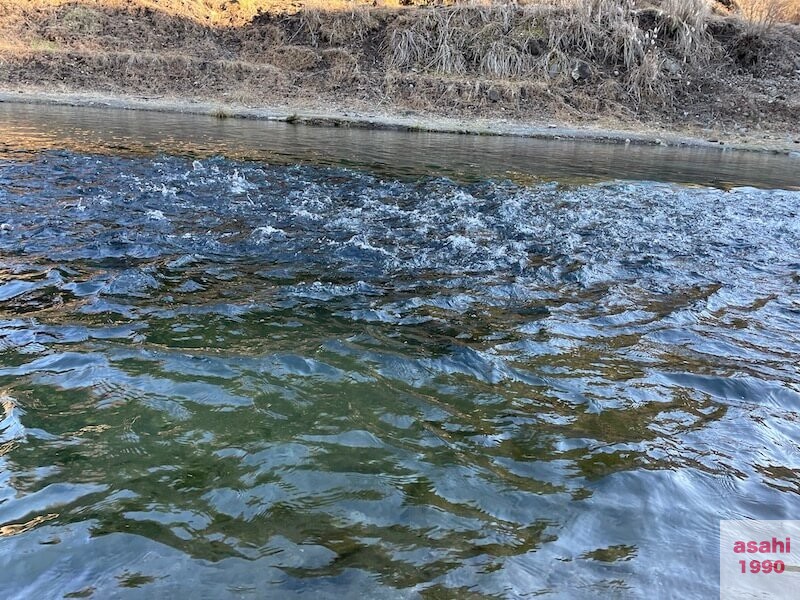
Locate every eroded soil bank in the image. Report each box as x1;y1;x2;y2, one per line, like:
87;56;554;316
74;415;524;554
1;0;798;150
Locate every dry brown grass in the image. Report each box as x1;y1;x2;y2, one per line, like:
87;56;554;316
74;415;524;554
736;0;800;30
0;0;410;29
295;4;381;45
384;0;725;107
0;0;798;131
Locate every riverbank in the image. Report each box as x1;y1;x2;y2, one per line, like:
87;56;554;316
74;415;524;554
1;0;799;152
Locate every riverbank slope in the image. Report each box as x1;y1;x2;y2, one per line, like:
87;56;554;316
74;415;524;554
1;0;799;150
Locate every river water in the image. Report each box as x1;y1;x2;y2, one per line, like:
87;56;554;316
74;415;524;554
0;103;799;598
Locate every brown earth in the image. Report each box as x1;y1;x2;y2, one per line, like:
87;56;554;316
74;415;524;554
0;0;798;149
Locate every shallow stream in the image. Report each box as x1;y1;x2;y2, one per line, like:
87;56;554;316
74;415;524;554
0;103;799;598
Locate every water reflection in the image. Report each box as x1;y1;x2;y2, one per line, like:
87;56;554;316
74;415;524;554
1;101;799;189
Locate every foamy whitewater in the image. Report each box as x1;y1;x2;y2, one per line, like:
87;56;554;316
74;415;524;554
1;151;799;598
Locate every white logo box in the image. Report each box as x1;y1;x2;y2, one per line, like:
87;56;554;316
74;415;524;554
720;520;800;599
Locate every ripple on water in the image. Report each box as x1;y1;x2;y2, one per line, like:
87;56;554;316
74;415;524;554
0;151;799;598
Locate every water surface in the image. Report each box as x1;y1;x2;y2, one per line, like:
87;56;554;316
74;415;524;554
0;106;799;599
2;102;799;189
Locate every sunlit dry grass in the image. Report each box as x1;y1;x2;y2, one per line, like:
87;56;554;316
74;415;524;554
737;0;800;29
3;0;798;37
0;0;410;29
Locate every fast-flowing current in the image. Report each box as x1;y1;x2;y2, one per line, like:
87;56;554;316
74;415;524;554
0;105;799;599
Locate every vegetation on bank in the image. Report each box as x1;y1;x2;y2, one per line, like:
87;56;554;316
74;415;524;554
0;0;798;136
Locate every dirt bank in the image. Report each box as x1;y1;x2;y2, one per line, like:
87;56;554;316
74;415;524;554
1;0;799;150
